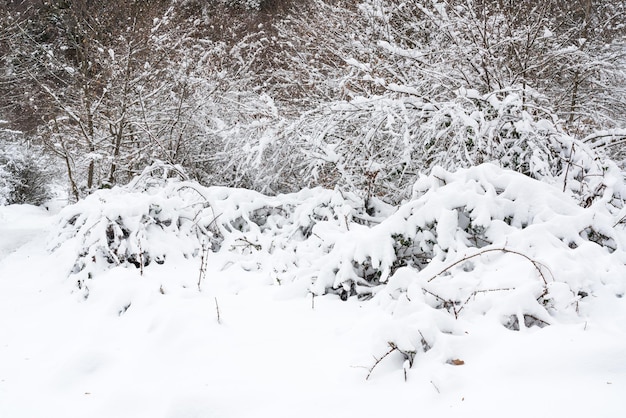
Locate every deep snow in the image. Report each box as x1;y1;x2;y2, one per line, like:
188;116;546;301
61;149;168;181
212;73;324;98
1;169;626;417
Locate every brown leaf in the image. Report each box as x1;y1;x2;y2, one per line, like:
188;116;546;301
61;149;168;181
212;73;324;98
449;359;465;366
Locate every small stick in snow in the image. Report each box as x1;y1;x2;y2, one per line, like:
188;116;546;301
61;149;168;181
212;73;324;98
197;240;210;291
138;238;144;276
215;297;221;324
430;380;441;394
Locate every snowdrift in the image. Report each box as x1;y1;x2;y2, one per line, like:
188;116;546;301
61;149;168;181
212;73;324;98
49;163;626;374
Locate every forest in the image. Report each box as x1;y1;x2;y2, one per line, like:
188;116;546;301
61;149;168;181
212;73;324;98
1;0;624;205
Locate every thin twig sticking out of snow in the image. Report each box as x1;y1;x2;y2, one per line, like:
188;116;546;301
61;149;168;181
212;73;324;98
430;381;441;394
366;342;416;381
366;343;398;381
214;297;221;325
563;143;575;193
197;240;210;291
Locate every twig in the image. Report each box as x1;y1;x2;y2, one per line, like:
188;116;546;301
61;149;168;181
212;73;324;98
563;143;575;193
455;287;515;317
613;213;626;228
422;287;448;302
192;212;222;239
427;247;552;285
214;297;221;324
197;239;210;291
366;343;398;380
418;330;431;353
430;380;441;394
138;238;144;276
422;288;461;318
233;237;262;251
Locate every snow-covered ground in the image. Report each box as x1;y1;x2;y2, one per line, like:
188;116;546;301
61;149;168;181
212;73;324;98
1;166;626;417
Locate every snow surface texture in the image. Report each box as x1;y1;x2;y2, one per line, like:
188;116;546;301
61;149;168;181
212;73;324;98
2;164;626;417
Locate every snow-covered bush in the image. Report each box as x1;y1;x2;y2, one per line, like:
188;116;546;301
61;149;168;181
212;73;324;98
48;162;626;375
52;161;626;303
0;138;51;206
49;163;375;295
303;163;624;297
49;165;214;292
300;163;626;375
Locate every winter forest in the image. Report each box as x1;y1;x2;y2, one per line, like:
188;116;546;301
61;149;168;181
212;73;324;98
1;0;624;203
1;0;626;417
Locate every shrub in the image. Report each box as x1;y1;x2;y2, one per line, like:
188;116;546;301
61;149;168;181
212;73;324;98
0;138;51;206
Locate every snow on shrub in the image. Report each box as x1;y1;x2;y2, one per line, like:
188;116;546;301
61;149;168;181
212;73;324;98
302;163;626;376
0;138;51;206
49;167;214;292
51;161;626;304
49;163;373;295
49;162;626;376
306;163;624;294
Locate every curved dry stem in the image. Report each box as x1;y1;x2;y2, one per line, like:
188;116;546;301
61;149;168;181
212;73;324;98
426;247;553;285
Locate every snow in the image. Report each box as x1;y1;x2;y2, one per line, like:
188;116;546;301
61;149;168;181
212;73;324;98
0;205;50;259
2;164;626;417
